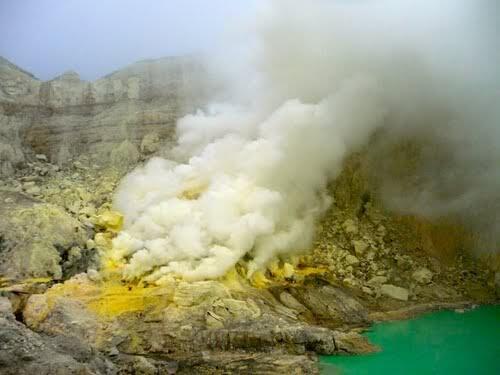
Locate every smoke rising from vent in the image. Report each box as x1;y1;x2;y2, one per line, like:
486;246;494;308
111;0;499;282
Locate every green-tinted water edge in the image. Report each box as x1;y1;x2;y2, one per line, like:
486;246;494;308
320;305;500;375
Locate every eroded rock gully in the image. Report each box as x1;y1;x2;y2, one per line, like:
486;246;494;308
0;57;498;374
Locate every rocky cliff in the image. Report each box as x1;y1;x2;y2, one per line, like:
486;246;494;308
0;55;208;175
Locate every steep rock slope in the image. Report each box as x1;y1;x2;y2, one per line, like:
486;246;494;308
0;56;208;175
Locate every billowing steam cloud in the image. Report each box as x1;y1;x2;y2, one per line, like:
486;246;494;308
111;0;499;282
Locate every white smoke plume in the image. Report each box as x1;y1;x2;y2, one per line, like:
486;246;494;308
111;0;499;282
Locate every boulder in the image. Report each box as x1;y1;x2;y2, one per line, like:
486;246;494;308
287;283;369;325
412;268;433;284
367;276;388;286
342;219;358;235
380;284;409;301
345;254;360;266
0;190;89;280
352;239;369;255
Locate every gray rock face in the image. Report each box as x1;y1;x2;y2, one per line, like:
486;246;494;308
0;297;115;375
0;55;209;175
283;283;369;326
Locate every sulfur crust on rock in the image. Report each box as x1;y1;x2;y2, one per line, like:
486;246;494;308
94;210;124;233
24;274;168;321
86;278;170;318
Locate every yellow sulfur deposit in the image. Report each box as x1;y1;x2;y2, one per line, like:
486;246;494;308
86;281;166;318
95;211;123;233
268;261;296;280
265;258;327;283
294;265;328;277
250;270;270;288
219;267;245;290
93;211;127;276
178;184;208;200
29;273;171;321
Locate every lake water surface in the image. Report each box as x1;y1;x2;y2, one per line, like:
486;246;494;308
320;304;500;374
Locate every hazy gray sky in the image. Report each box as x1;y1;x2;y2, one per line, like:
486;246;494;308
0;0;256;80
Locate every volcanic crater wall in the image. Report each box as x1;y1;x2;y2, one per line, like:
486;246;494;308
0;55;208;174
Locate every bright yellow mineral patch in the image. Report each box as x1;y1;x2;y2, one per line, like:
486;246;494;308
295;265;328;277
250;270;270;288
87;281;151;318
89;279;173;319
262;256;328;283
37;273;170;320
95;210;124;233
267;261;297;280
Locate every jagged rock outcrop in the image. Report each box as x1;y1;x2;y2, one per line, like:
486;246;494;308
0;296;115;375
0;55;209;175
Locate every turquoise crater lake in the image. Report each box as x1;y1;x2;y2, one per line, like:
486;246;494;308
321;305;500;375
